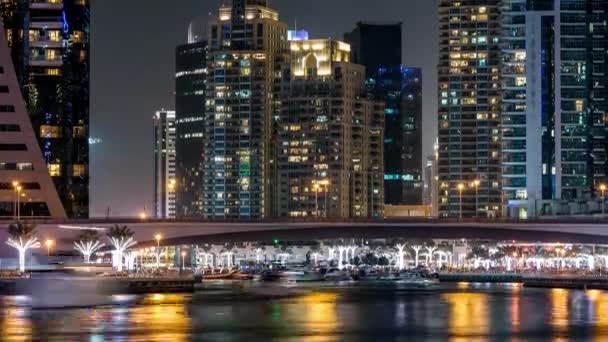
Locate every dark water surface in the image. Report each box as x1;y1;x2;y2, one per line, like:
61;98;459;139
1;282;608;341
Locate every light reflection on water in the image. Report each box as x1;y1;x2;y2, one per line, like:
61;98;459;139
2;284;608;340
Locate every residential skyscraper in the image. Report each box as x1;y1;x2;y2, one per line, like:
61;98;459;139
0;0;90;218
345;22;424;206
506;0;608;217
0;22;65;218
277;38;384;218
175;40;207;218
437;0;502;218
153;110;176;219
500;0;527;216
203;0;288;219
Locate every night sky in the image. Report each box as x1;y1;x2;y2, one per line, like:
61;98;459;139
91;0;438;217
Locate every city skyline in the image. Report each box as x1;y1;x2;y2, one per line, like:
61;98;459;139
91;0;438;217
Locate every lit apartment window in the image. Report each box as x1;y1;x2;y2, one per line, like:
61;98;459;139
46;68;60;76
48;30;61;42
48;164;61;177
73;164;86;177
73;126;86;138
575;99;584;112
46;49;59;61
72;31;84;43
40;125;61;138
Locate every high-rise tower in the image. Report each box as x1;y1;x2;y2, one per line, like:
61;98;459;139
510;0;608;217
153;110;176;219
175;40;207;218
0;22;65;218
437;0;502;218
277;37;384;219
203;0;288;219
345;22;424;206
0;0;90;218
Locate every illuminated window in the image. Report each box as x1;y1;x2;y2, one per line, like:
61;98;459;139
48;164;61;177
46;68;60;76
575;99;584;112
72;31;84;43
40;125;61;138
73;164;86;177
73;126;86;138
48;30;61;42
46;49;59;60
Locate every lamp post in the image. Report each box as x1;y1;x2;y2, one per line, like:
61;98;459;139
155;234;162;268
45;239;54;257
319;179;330;218
457;183;465;219
600;184;606;216
16;186;22;221
12;181;20;220
313;183;319;217
473;179;480;218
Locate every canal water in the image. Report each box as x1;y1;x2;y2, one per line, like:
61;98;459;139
1;282;608;341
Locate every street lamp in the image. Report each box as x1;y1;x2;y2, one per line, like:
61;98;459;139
155;234;162;268
16;186;22;221
472;179;480;218
12;181;20;220
457;183;465;219
181;251;186;271
45;239;54;257
319;179;330;218
313;183;320;217
600;184;606;216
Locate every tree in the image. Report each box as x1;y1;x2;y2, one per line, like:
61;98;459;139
74;230;104;263
106;225;137;272
6;222;40;273
395;243;407;270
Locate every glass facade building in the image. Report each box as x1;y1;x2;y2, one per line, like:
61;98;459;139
0;0;90;218
175;41;207;218
203;0;288;219
345;22;424;206
369;66;423;205
514;0;608;217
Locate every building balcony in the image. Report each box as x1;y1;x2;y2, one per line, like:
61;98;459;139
29;37;62;48
31;0;63;10
29;56;63;67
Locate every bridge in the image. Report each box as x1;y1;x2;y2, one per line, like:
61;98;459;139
1;219;608;255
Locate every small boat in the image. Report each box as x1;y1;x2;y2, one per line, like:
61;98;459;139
324;268;351;281
394;271;439;286
293;270;324;282
357;268;381;281
261;270;297;284
230;271;254;280
200;270;237;280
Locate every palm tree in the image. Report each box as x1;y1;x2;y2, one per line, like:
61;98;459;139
74;230;104;263
106;225;137;272
6;222;40;273
394;243;407;270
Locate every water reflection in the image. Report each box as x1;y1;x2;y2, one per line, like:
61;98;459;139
0;306;31;342
550;288;569;331
5;285;608;340
443;292;489;341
